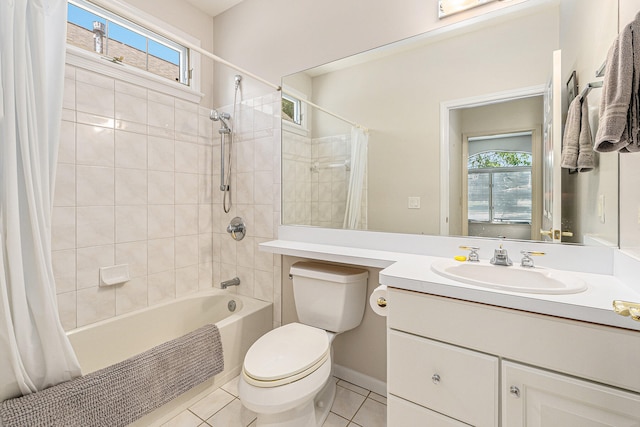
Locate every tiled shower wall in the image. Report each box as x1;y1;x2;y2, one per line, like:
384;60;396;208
282;131;367;229
53;64;281;330
282;131;312;225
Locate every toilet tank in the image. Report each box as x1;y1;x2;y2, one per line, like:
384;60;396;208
290;261;368;333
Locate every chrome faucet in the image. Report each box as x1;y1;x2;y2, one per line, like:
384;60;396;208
490;244;512;266
520;250;545;268
459;245;480;262
221;277;240;289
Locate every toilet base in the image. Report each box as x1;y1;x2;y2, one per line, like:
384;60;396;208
313;375;336;426
254;378;335;427
255;399;316;427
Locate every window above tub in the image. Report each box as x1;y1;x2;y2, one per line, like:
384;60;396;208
66;0;203;103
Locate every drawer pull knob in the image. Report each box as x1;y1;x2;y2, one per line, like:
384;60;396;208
431;374;441;384
510;386;520;398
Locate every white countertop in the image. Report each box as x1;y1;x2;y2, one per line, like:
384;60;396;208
380;254;640;332
260;239;640;332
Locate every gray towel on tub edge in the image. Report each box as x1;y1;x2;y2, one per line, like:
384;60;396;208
0;324;223;427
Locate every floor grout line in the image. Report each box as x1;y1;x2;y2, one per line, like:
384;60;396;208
165;376;385;427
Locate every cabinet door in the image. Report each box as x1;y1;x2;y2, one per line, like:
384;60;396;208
388;329;498;427
503;361;640;427
388;395;471;427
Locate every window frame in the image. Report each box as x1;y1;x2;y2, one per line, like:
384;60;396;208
65;0;202;103
281;85;309;136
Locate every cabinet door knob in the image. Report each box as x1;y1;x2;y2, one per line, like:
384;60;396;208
510;386;520;398
432;374;441;384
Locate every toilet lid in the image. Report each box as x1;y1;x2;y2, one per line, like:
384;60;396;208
243;323;330;386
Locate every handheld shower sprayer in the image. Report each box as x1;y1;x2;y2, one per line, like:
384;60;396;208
210;109;231;134
210;75;243;214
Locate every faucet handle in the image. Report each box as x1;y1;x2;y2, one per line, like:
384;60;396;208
459;245;480;262
520;250;545;268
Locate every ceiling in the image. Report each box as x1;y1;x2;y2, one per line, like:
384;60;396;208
184;0;244;17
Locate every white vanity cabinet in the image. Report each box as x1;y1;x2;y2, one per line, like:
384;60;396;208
388;330;498;426
503;362;640;426
387;288;640;426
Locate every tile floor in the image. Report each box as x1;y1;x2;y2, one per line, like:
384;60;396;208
161;375;387;427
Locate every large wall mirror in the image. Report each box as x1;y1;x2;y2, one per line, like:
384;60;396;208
281;0;619;246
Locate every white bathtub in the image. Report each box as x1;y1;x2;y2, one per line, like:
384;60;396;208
66;290;273;426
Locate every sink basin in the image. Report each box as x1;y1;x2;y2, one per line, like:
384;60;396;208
430;259;587;295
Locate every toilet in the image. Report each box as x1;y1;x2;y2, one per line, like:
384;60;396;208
238;261;368;427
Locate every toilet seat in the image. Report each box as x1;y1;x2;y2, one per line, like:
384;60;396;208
243;323;330;388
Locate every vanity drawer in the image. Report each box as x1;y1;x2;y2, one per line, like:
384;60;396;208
388;394;471;426
388;329;499;427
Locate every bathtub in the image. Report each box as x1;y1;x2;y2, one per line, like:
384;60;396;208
66;289;273;426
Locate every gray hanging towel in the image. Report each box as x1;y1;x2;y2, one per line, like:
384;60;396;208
577;96;595;172
562;95;594;172
594;12;640;152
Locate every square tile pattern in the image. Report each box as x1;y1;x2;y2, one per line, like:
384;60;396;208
161;376;386;427
54;65;283;331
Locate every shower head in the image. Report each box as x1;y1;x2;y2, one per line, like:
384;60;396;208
234;75;242;90
210;109;230;122
210;109;231;133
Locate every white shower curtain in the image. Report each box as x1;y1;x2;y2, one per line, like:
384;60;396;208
343;127;369;229
0;0;81;401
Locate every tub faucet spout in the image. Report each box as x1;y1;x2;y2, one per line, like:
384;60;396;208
221;277;241;289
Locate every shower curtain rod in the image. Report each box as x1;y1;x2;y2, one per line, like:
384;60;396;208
93;0;369;132
293;95;369;132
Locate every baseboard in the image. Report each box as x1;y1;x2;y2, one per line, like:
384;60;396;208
333;364;387;397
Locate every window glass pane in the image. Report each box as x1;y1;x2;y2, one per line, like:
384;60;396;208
492;171;532;223
107;22;147;71
68;3;105;31
282;96;301;125
67;1;189;85
148;40;179;65
468;172;491;222
108;22;146;51
469;151;532;169
67;4;106;52
148;40;181;82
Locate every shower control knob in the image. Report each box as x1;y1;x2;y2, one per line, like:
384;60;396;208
227;217;246;241
432;374;441;384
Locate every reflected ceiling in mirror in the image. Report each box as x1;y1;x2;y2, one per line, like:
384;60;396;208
281;0;619;247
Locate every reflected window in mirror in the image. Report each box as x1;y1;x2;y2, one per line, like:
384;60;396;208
282;94;302;126
281;87;309;136
466;133;532;240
